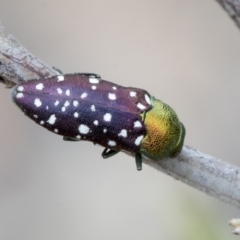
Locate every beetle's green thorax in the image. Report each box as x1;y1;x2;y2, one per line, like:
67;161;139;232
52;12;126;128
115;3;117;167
140;97;185;160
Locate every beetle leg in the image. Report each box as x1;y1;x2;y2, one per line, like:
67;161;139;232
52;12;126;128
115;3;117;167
76;73;101;79
102;148;119;158
52;67;63;75
63;136;80;141
135;152;142;171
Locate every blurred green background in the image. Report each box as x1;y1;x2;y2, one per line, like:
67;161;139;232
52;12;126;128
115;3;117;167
0;1;240;239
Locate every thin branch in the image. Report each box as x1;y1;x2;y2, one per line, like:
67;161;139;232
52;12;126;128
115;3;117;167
142;146;240;208
0;23;59;87
1;22;240;209
215;0;240;28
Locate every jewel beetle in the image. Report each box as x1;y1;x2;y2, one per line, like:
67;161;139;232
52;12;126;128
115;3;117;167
11;73;185;170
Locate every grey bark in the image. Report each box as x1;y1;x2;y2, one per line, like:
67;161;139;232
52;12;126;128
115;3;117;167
216;0;240;27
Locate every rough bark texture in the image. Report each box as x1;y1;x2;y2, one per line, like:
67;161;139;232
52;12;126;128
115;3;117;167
142;146;240;208
0;24;59;88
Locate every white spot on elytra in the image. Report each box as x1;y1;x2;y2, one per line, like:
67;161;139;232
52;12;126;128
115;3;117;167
78;124;90;134
108;140;116;146
16;93;24;98
61;107;66;112
130;91;136;97
54;100;59;106
64;101;70;107
93;120;98;126
57;75;64;82
76;135;81;140
34;98;42;107
89;78;99;84
135;135;144;146
81;92;87;98
103;113;112;122
65;89;70;96
118;129;127;138
91;105;96;112
145;94;151;105
17;86;24;92
40;120;44;125
54;129;59;133
33;115;38;119
134;120;142;128
57;88;63;94
137;103;146;110
112;86;117;90
108;93;116;100
92;85;97;90
73;100;79;107
47;114;56;125
36;83;44;90
103;128;107;133
74;112;79;118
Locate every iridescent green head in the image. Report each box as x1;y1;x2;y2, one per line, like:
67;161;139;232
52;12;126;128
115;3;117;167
140;97;185;160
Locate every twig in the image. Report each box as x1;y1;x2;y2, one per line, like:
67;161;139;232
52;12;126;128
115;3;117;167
142;146;240;208
1;22;240;210
215;0;240;28
0;23;59;87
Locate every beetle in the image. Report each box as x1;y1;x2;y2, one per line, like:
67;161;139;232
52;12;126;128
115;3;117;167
11;73;185;170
